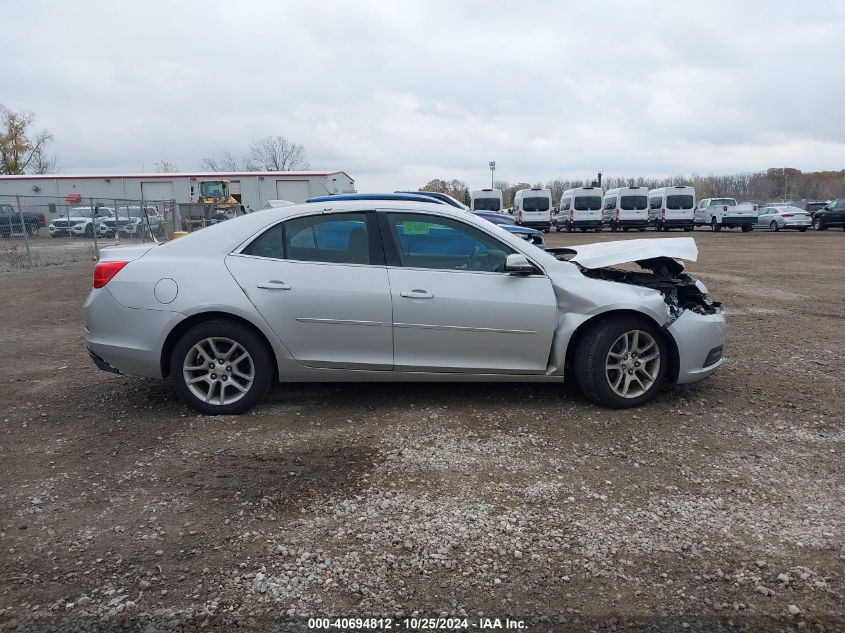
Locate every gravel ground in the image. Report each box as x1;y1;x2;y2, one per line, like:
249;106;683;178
0;230;843;632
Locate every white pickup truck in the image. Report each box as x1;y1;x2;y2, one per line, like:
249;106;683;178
694;198;757;232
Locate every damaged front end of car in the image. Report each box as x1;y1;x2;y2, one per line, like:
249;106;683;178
575;256;721;322
547;237;721;324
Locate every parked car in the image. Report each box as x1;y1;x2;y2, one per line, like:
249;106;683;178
811;199;845;230
649;186;696;231
558;187;604;232
602;187;649;232
50;207;114;238
755;205;812;231
0;203;45;238
694;198;756;232
85;198;725;415
804;201;829;218
100;206;163;238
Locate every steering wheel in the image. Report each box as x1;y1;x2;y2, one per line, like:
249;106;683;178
465;245;480;270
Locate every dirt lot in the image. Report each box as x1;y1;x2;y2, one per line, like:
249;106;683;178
1;230;843;632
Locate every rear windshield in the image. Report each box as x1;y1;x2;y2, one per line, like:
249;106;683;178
620;195;648;210
473;198;501;212
522;197;549;212
711;198;736;206
573;196;602;211
666;195;694;210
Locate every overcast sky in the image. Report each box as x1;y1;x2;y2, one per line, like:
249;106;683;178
2;1;844;190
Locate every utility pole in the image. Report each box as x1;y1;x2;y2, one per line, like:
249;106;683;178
489;161;496;188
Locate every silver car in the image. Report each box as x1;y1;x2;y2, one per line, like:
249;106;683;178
84;200;726;414
755;205;812;232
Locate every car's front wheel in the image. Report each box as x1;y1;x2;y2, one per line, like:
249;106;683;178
170;320;273;415
813;218;825;231
573;316;669;408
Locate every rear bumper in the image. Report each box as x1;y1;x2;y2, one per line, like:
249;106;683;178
721;216;755;225
615;218;649;227
782;222;811;229
518;220;551;229
666;308;727;384
84;287;184;379
658;219;694;228
568;219;603;228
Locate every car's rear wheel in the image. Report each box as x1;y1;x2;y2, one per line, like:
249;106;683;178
170;320;273;415
711;218;721;232
741;224;752;232
770;220;779;232
573;316;669;408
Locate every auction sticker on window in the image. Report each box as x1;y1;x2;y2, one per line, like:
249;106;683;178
402;221;430;235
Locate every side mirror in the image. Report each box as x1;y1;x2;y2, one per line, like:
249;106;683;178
505;253;534;275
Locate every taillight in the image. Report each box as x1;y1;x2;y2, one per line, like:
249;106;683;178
570;209;574;221
616;208;621;219
661;208;666;219
40;213;47;226
782;214;793;218
93;261;128;288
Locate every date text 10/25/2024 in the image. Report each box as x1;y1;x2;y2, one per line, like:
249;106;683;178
307;617;527;630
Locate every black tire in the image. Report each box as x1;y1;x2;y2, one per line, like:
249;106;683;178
85;225;93;237
770;220;779;232
683;227;693;232
711;218;721;232
813;218;825;231
170;319;274;415
798;227;807;232
573;315;669;408
566;224;573;233
611;222;618;232
741;224;752;232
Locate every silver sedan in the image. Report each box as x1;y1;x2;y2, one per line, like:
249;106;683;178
755;205;812;232
84;199;726;414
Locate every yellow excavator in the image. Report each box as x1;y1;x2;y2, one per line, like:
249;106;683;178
196;180;239;211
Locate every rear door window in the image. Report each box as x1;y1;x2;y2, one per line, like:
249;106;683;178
522;197;550;212
573;196;602;211
620;196;647;210
242;212;373;264
666;195;694;210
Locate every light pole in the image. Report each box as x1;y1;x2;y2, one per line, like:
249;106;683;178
489;161;496;188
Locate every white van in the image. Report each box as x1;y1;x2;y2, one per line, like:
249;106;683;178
602;187;649;232
648;186;696;231
558;187;603;232
513;187;552;230
470;189;504;214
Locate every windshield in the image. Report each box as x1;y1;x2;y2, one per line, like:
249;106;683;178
666;195;694;210
473;198;501;212
200;181;228;198
522;197;549;212
711;198;736;206
573;196;602;211
620;195;648;210
70;207;112;218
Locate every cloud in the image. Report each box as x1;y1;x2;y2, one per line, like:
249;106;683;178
1;0;843;189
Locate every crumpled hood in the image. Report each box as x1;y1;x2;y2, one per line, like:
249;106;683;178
558;237;698;269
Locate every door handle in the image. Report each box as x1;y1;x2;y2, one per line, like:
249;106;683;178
256;280;291;290
400;289;434;299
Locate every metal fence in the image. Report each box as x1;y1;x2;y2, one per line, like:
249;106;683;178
0;194;178;271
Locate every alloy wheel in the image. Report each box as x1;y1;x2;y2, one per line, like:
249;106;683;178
182;337;254;406
605;330;661;398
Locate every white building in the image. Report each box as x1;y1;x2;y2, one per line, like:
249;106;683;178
0;171;355;209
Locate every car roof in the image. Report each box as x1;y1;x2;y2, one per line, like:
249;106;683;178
307;193;444;204
395;191;465;208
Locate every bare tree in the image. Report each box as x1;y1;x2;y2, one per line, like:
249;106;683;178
200;151;242;172
29;146;58;174
0;105;55;174
153;159;177;173
247;136;310;171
